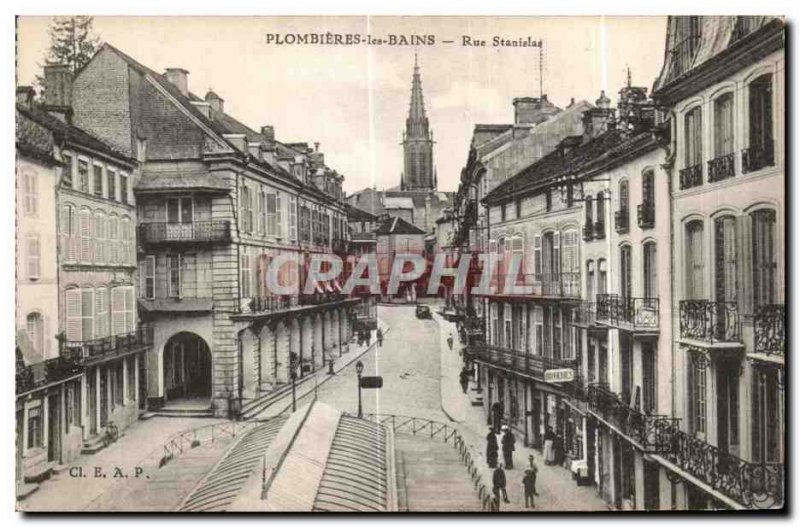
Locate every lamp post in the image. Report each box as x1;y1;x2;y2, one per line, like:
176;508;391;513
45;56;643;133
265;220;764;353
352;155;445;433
355;360;364;418
290;352;298;412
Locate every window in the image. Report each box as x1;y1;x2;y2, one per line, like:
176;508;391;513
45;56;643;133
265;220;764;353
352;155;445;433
534;307;543;356
752;367;780;463
684;106;703;169
545;189;552;212
620;244;632;299
168;254;182;297
595;192;605;226
619;179;629;214
65;288;82;341
80;208;92;263
276;194;283;238
597;259;608;295
501;204;506;222
61;205;78;262
120;174;129;204
241;185;253;234
240;252;251;298
747;74;774;170
585;196;593;227
121;217;131;265
586;260;595;300
258;190;266;235
689;352;707;435
561;229;578;277
62;154;73;187
685;220;705;299
66;380;80;427
23;169;38;216
643;242;657;299
95;287;108;338
81;288;94;342
107;169;116;201
26;313;43;356
752;209;777;307
26;234;40;279
167;198;193;224
289;199;298;241
713;93;735;158
111;286;129;336
95;211;106;264
642;342;656;414
642;170;655;206
142;256;156;299
717;367;739;451
714;215;737;303
266;193;277;235
93;165;103;196
27;407;42;449
109;215;119;264
515;199;522;219
78;160;90;193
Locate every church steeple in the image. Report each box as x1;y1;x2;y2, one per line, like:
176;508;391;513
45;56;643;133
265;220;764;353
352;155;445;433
401;53;436;191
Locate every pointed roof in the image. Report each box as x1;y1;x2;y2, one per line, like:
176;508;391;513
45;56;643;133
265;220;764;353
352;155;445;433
408;52;426;122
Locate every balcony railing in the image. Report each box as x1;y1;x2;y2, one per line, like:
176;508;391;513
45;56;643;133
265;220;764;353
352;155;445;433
679;300;742;344
249;295;293;313
596;294;659;331
539;272;581;298
587;383;679;452
61;326;153;365
637;203;655;229
742;140;775;173
16;355;83;394
139;221;231;245
572;302;602;327
582;223;594;242
593;221;606;240
708;152;736;183
468;343;577;381
753;304;785;358
656;421;783;509
668;35;701;79
299;292;346;306
614;209;630;234
679;163;703;190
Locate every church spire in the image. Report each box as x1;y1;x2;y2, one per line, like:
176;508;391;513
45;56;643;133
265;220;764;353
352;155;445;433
401;53;436;191
406;52;429;137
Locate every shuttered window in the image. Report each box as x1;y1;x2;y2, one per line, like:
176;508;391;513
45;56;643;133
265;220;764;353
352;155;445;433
95;287;108;338
751;209;777;307
78;160;90;193
257;190;266;234
26;313;44;356
27;234;40;279
168;254;182;298
81;288;94;341
142;255;156;299
714;216;738;303
642;170;655;206
619;179;629;212
748;74;773;155
276;194;283;238
107;169;116;201
111;287;126;336
121;217;131;265
685;220;705;299
643;242;657;299
80;209;91;262
533;235;541;278
266;193;277;235
684;106;703;168
240;252;251;298
93;165;104;196
95;211;106;264
124;287;135;332
109;215;118;264
23;169;38;216
289;199;298;241
714;93;735;157
65;289;82;341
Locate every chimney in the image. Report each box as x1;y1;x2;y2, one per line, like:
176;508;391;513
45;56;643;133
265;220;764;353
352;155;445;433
513;96;560;125
164;68;189;97
205;89;224;116
190;101;211;119
43;64;73;107
260;126;275;143
16;86;35;108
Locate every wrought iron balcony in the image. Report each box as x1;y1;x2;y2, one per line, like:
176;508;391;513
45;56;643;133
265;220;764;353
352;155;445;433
572;302;604;329
596;294;659;331
60;326;153;366
657;421;783;509
249;295;294;313
708;152;736;183
540;272;581;298
742;139;775;174
679;163;703;190
587;383;678;452
637;202;655;229
593;221;606;240
582;223;594;242
138;221;231;245
679;300;742;345
16;355;83;395
753;304;785;359
614;209;630;234
467;343;577;381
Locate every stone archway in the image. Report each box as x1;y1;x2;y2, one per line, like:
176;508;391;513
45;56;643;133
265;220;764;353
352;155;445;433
163;332;212;404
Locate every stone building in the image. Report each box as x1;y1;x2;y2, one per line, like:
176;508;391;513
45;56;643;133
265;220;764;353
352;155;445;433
68;43;356;418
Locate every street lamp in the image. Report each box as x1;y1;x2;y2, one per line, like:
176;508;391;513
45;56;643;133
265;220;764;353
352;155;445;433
290;352;298;412
355;360;364;418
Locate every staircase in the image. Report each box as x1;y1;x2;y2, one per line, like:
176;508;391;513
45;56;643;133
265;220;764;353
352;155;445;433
394;435;483;512
178;416;288;512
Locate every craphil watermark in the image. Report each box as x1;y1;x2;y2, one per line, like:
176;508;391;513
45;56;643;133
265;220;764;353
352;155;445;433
260;252;534;297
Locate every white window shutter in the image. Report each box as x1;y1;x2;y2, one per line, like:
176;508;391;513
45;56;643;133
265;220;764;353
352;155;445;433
81;289;94;341
95;288;108;338
65;289;82;341
80;210;90;262
125;287;135;333
111;287;125;336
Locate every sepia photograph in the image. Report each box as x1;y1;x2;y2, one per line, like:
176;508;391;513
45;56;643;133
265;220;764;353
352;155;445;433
12;13;785;513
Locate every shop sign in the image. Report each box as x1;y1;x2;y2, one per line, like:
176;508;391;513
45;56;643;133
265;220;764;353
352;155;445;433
544;368;575;383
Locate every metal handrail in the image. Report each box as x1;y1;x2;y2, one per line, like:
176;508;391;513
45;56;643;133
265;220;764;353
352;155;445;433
157;420;262;468
355;413;494;511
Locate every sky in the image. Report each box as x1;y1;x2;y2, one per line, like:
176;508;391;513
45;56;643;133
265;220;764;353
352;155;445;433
16;16;667;194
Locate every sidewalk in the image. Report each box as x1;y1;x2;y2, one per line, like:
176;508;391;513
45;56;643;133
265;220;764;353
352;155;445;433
435;313;608;512
247;316;390;420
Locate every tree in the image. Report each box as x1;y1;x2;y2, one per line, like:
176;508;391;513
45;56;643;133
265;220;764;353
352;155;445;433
34;16;100;99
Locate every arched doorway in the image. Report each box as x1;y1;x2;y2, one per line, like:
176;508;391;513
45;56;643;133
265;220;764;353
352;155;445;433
163;332;211;404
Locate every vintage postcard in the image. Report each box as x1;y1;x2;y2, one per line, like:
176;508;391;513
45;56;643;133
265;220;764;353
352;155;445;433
14;15;785;512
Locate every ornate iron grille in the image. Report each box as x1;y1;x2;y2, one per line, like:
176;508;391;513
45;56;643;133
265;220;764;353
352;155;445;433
679;300;742;343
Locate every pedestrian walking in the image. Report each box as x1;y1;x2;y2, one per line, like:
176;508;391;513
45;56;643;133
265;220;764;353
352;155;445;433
447;332;454;350
492;464;509;503
491;400;504;433
501;425;516;469
527;454;539;495
459;368;470;394
522;469;536;508
486;427;499;468
377;328;383;347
